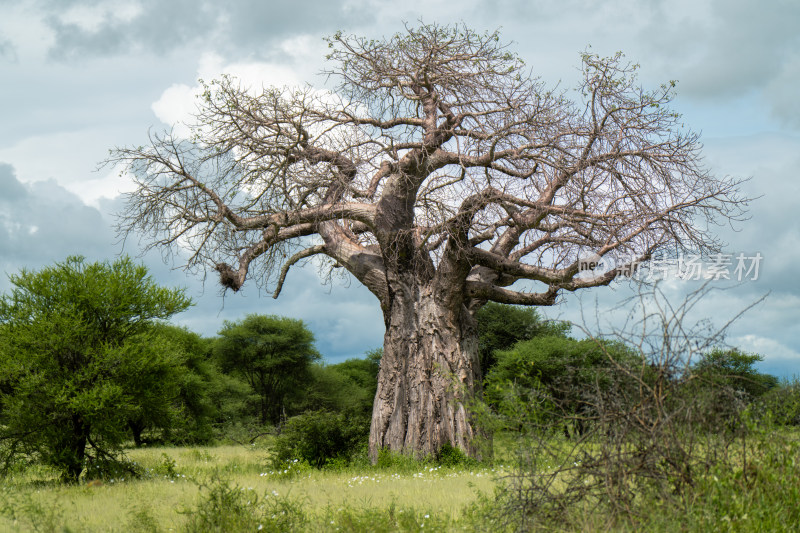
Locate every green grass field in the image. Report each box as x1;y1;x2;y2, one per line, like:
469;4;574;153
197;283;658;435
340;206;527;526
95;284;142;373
2;428;800;532
0;443;500;532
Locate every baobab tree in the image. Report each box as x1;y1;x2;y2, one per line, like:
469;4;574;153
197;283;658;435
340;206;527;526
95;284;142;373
111;24;745;461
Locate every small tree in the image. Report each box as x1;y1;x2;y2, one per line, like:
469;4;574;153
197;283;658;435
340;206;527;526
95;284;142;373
692;348;778;401
0;256;191;482
688;348;778;430
214;314;319;426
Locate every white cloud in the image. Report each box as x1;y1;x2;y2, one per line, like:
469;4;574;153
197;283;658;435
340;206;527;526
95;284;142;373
150;83;200;137
0;129;135;207
150;51;305;135
198;52;302;90
0;1;54;60
277;34;326;68
733;334;800;363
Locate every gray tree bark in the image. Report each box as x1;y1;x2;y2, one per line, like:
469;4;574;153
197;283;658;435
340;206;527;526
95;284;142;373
369;282;480;461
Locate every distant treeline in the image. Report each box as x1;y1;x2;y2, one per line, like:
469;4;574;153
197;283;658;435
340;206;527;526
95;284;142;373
0;257;793;483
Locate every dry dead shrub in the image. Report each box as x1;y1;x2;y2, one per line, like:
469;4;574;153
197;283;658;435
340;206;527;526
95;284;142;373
487;282;765;531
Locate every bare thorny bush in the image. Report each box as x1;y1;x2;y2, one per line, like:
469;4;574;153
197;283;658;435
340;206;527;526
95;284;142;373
486;282;768;530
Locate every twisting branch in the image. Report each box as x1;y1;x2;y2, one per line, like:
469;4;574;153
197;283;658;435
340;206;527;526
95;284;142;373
272;244;327;299
107;23;747;318
465;281;560;306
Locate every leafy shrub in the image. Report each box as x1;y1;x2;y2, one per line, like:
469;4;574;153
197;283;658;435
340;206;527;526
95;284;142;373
756;379;800;426
183;473;306;533
484;335;644;438
374;448;433;472
261;458;312;480
475;302;570;376
436;442;477;467
270;411;369;468
149;453;180;480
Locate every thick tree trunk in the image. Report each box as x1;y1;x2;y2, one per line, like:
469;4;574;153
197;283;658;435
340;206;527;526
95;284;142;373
129;419;145;447
61;415;88;483
368;283;481;462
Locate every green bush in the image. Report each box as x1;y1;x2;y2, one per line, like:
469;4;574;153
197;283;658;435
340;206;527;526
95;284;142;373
374;448;433;472
270;411;369;468
484;335;643;437
262;458;312;480
149;453;180;480
436;442;477;467
475;302;570;376
183;473;306;533
756;379;800;426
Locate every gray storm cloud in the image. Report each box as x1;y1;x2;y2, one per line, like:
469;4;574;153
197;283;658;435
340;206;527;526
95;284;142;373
0;163;113;269
39;0;375;60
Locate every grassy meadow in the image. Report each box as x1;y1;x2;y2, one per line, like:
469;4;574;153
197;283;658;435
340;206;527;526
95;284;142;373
0;441;500;532
2;428;800;532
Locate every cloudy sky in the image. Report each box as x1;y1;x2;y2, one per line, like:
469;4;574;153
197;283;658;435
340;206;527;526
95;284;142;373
0;0;798;374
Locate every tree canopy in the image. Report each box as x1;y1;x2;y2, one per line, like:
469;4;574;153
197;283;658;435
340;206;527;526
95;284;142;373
214;314;320;426
113;25;744;306
0;256;191;482
692;348;778;401
110;23;748;459
475;302;570;376
484;335;642;436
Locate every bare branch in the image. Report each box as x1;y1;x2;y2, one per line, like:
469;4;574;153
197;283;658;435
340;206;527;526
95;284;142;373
109;24;747;314
272;244;327;299
465;281;559;306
